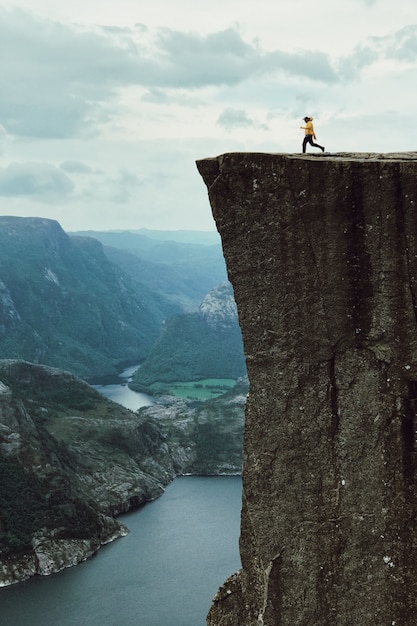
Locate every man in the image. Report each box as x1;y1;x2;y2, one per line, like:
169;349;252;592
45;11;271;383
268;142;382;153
300;116;325;153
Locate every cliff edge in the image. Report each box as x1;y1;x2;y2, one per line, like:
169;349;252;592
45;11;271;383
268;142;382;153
197;153;417;625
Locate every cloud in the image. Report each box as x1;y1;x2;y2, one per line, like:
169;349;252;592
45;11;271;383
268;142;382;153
82;168;142;204
337;45;378;79
0;9;121;138
141;87;199;107
217;108;268;131
383;24;417;62
149;27;338;88
338;24;417;79
0;162;74;200
0;8;339;141
0;126;7;155
265;50;338;83
60;161;93;174
141;88;172;105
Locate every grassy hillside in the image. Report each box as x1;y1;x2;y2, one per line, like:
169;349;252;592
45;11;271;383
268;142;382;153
130;283;246;394
0;217;175;377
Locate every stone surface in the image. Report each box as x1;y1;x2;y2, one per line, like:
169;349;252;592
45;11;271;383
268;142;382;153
197;152;417;625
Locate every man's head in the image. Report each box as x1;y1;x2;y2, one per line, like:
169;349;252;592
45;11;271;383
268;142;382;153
303;116;310;122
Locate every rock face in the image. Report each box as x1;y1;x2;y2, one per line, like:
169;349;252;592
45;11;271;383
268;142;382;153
197;153;417;625
199;282;239;330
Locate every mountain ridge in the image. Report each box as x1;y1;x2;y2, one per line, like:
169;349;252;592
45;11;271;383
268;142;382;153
72;228;227;311
0;217;227;377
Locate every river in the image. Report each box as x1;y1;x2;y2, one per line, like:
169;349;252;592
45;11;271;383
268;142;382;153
0;370;242;626
91;364;155;411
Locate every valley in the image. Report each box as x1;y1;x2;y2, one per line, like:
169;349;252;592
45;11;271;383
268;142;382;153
145;378;237;400
0;217;246;587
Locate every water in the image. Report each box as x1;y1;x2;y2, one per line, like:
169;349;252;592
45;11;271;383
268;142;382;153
92;365;155;411
0;476;242;626
1;372;242;626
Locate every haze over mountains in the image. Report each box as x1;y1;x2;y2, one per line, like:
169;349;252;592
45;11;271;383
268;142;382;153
0;217;230;378
72;228;226;312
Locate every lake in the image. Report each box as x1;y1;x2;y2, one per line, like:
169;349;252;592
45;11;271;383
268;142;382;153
0;477;242;626
0;372;242;626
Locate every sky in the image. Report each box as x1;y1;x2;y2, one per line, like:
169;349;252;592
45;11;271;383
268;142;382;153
1;0;417;233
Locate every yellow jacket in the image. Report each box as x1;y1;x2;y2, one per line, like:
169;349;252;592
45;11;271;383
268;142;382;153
303;118;315;136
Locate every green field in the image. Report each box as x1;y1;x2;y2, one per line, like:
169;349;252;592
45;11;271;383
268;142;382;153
148;378;237;400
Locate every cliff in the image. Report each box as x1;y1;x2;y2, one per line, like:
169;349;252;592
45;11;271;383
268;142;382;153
197;153;417;625
0;359;176;586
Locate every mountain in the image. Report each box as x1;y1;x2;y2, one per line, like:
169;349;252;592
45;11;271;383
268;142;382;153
0;359;177;586
130;282;246;394
71;229;228;311
139;378;247;475
132;228;221;246
0;358;245;586
71;227;221;248
0;216;178;378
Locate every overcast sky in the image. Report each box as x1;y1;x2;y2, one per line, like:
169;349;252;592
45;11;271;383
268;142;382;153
1;0;416;232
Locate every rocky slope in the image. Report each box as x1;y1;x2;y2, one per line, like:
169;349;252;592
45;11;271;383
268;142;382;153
139;377;247;475
197;152;417;625
0;359;176;586
0;358;245;586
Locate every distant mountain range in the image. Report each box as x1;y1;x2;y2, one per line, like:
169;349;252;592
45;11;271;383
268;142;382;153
0;220;246;585
0;217;228;378
72;227;221;246
72;229;227;311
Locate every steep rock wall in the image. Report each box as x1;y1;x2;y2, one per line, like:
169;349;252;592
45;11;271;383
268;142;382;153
197;153;417;625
